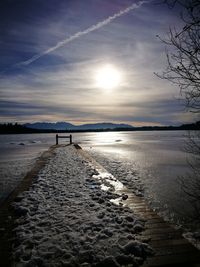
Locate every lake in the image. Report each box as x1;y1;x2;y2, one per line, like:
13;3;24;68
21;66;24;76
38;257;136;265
0;131;196;228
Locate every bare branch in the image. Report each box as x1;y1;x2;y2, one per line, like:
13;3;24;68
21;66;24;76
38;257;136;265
158;0;200;224
157;0;200;112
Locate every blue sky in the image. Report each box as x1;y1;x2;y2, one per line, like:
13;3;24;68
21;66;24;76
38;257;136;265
0;0;197;126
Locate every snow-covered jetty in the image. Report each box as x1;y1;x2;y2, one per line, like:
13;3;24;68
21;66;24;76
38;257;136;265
1;144;200;266
12;145;153;266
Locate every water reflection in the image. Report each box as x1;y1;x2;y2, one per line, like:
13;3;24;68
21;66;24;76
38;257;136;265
76;131;127;146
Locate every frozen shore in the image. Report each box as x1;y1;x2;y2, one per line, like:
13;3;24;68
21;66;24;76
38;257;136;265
12;145;153;267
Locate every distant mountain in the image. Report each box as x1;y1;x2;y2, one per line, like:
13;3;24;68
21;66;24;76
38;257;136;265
77;123;133;130
25;122;76;130
24;122;134;131
1;121;199;134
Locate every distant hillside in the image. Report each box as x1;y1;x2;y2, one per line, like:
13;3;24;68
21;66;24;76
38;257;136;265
0;121;199;134
25;122;75;130
24;122;134;131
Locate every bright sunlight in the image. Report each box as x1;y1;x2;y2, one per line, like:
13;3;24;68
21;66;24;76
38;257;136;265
95;64;121;90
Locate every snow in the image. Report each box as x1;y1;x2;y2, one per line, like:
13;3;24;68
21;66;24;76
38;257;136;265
183;232;200;250
83;148;144;198
13;145;153;266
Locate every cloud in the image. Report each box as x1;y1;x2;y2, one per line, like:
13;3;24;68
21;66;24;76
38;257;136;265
11;1;149;69
0;52;184;126
0;0;196;125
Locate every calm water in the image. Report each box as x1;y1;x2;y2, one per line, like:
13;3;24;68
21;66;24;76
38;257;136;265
0;131;195;226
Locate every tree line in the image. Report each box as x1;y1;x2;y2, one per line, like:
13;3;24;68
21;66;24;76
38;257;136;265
0;121;199;134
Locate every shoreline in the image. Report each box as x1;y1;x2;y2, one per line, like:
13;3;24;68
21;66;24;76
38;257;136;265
1;120;199;135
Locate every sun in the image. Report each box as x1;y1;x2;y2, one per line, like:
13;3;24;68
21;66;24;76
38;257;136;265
95;64;121;90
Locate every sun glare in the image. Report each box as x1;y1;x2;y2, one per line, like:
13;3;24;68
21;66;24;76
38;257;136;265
95;64;121;90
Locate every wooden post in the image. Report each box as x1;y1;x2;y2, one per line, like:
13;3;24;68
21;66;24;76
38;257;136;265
56;134;72;145
56;134;58;145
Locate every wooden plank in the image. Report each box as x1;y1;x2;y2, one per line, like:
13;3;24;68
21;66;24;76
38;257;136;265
57;136;71;138
150;238;189;247
128;203;147;208
145;222;173;229
145;218;165;224
142;251;200;266
136;212;161;219
142;232;183;241
154;244;197;256
143;227;179;235
127;197;146;203
131;207;152;212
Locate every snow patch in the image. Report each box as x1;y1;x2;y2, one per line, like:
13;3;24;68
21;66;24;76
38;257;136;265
13;146;153;266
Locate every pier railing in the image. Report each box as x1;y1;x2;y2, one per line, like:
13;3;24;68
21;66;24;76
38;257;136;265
56;134;72;145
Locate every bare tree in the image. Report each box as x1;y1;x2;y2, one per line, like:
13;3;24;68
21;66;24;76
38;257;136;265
158;0;200;224
157;0;200;113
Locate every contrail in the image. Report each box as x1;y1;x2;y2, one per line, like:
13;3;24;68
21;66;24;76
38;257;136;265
15;1;148;67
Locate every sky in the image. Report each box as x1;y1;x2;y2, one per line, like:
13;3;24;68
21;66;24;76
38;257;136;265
0;0;198;126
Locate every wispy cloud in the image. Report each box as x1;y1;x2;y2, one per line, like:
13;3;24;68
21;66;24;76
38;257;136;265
13;1;148;68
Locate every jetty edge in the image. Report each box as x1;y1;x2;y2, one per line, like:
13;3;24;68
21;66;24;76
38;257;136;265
0;144;57;266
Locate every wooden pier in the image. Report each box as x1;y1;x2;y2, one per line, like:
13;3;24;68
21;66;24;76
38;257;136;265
127;193;200;267
76;145;200;267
